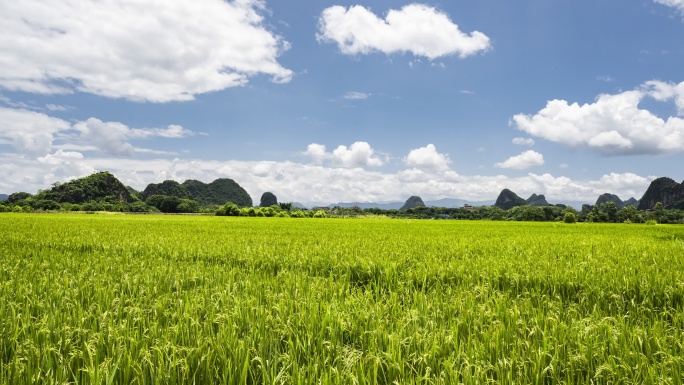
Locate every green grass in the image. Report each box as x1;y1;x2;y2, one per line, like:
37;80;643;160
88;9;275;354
1;214;683;384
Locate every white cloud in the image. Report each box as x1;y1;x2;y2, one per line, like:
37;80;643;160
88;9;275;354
0;107;71;155
512;80;684;155
73;118;196;156
343;91;371;100
0;107;194;158
495;150;544;170
654;0;684;12
404;144;451;171
45;104;69;112
304;142;386;167
512;137;535;146
317;4;491;59
0;0;292;102
73;119;136;157
304;144;327;163
332;142;385;167
0;152;654;207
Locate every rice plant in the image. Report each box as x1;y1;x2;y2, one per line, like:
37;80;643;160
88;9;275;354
0;214;683;384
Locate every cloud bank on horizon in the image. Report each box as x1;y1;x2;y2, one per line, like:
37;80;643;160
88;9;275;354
0;1;682;205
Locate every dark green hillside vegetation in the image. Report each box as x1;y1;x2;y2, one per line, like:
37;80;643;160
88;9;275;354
623;197;639;207
400;195;425;210
260;191;278;207
595;193;630;209
35;171;136;204
7;192;32;203
142;180;191;200
126;186;143;201
182;178;253;207
595;193;622;207
638;177;684;210
495;188;527;210
526;193;549;206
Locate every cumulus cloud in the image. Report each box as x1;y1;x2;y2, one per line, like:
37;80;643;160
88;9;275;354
0;107;71;155
304;144;328;164
0;0;292;102
73;118;196;156
0;107;194;158
404;144;451;171
495;150;544;169
654;0;684;12
317;4;491;59
512;80;684;155
304;142;386;167
512;137;535;146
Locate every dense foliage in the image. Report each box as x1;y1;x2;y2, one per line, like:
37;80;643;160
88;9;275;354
1;215;683;383
525;193;549;206
35;171;136;204
259;191;278;207
595;193;628;208
182;178;253;207
142;180;191;200
400;195;425;210
638;177;684;210
495;188;527;210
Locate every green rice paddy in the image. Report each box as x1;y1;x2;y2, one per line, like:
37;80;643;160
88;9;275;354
1;214;683;384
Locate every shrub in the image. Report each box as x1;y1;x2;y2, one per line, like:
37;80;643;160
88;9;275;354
216;202;240;216
563;212;576;224
290;210;305;218
313;210;327;218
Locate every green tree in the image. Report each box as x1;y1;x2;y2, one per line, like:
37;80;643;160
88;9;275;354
654;202;665;223
177;199;199;213
216;202;240;216
279;202;293;212
618;205;639;223
600;201;618;223
8;192;32;203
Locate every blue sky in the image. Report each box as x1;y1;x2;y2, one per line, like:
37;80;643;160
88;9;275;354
1;0;683;205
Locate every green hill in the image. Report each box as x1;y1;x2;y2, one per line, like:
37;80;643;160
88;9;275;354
495;189;527;210
182;178;252;207
140;178;253;207
595;193;623;208
400;196;425;210
637;177;684;210
142;180;191;200
526;194;549;206
35;171;136;204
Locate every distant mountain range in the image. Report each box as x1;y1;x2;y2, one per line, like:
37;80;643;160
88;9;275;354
3;172;683;212
325;198;496;210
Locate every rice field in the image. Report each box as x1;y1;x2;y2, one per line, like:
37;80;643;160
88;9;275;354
1;214;683;384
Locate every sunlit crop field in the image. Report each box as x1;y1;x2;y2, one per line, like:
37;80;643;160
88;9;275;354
1;214;683;384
